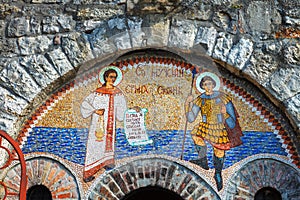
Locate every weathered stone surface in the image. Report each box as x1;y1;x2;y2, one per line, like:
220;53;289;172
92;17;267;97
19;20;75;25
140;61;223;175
0;60;41;101
77;5;124;20
212;32;233;62
108;17;131;50
285;94;300;129
42;15;76;34
29;16;42;35
141;15;170;47
0;85;28;115
244;51;279;84
168;18;197;50
278;0;300;9
46;48;74;76
128;16;146;48
61;32;94;67
5;16;41;37
76;20;103;32
247;1;281;37
127;0;181;14
285;7;300;18
0;21;20;57
31;0;71;3
283;43;300;66
19;55;60;88
18;36;52;55
0;38;19;57
0;111;18;135
0;20;5;37
212;11;231;31
227;37;253;70
285;16;300;26
195;26;217;56
259;40;283;55
89;24;117;58
73;0;125;4
0;4;21;19
7;17;30;37
267;66;300;101
182;1;212;21
23;4;63;16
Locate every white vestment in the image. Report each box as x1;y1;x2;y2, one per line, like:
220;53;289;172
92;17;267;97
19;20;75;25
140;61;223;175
81;87;126;178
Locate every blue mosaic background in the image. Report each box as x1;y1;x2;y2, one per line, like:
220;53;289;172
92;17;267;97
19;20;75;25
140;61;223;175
22;127;288;169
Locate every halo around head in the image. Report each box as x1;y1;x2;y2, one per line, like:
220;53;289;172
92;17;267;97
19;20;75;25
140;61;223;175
99;66;123;86
195;72;221;93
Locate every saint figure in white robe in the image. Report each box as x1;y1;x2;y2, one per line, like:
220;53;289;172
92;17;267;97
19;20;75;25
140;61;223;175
81;67;127;181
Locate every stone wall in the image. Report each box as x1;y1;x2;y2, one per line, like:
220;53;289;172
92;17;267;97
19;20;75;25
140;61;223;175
0;0;299;199
0;0;299;139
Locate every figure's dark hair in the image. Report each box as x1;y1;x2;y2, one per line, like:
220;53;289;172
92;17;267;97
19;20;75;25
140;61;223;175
102;68;118;86
200;76;216;89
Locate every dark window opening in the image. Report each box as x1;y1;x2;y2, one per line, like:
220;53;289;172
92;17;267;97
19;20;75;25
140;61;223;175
121;186;184;200
254;187;282;200
26;185;52;200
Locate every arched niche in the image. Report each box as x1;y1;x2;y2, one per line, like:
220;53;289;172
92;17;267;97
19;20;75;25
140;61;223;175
2;156;82;200
225;157;300;200
15;49;300;198
86;157;220;200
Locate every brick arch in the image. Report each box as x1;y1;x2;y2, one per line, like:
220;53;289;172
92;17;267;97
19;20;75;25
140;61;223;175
225;156;300;200
86;157;220;200
3;156;82;200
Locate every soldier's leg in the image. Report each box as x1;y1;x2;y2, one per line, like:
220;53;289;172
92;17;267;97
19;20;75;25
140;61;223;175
190;136;209;170
213;147;225;191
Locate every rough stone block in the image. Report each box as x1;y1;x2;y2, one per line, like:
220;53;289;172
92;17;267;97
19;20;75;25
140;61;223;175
227;37;253;70
46;48;74;76
42;15;75;34
61;32;94;67
168;18;197;50
140;15;170;48
182;1;212;21
127;0;181;14
77;5;124;20
89;26;117;58
0;85;28;115
108;17;131;50
0;60;41;101
195;26;217;56
212;32;233;62
76;20;103;32
0;39;19;57
7;17;30;37
266;66;300;101
18;36;52;56
19;55;60;89
244;51;278;84
285;94;300;129
283;43;300;66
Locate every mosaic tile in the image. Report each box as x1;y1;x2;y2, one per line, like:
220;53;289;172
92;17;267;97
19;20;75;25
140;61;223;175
17;56;300;187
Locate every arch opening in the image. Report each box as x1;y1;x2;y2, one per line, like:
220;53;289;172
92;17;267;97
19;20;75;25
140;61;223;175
121;186;184;200
254;187;282;200
26;185;52;200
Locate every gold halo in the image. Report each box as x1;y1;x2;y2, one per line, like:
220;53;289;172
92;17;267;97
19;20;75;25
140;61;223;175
99;66;123;86
195;72;220;93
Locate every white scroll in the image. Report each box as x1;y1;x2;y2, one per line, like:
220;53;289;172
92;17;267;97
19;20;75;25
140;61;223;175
124;108;153;146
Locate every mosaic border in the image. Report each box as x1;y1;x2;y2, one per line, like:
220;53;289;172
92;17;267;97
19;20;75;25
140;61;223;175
16;56;300;169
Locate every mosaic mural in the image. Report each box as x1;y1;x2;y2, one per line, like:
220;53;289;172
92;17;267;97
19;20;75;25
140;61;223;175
17;57;296;195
